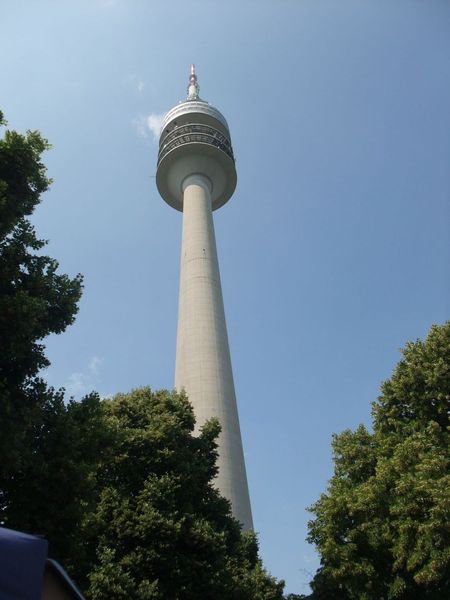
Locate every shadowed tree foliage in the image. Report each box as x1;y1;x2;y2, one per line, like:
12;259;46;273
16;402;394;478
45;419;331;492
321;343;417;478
0;110;83;480
0;111;109;574
2;388;109;576
307;322;450;599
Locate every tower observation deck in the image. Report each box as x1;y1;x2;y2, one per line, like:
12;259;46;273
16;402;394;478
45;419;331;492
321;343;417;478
156;66;253;530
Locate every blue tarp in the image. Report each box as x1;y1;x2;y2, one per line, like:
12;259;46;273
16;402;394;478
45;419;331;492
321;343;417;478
0;527;48;600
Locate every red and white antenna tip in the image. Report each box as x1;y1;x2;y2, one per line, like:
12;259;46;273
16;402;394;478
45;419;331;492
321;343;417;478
189;64;197;84
187;64;200;100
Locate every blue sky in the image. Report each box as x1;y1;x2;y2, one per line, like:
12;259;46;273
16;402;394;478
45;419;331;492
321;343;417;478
2;0;449;594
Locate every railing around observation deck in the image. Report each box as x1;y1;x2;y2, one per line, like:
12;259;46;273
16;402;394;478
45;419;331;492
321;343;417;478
158;123;235;167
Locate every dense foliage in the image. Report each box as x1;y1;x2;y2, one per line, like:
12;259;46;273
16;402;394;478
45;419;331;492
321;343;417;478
85;388;285;600
0;110;85;528
307;323;450;599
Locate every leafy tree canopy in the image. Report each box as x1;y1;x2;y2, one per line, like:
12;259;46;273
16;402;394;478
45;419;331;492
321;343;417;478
85;388;285;600
0;111;83;479
0;110;102;576
307;323;450;600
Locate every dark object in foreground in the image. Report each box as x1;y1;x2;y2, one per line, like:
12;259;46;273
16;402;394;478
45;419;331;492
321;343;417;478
0;527;85;600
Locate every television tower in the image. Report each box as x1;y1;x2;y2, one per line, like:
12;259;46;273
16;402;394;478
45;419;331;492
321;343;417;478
156;65;253;530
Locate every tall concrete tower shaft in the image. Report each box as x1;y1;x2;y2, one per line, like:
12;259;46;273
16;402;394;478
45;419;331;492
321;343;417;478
156;66;253;530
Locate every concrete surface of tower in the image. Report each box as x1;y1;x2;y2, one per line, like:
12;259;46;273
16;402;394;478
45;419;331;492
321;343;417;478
156;65;253;530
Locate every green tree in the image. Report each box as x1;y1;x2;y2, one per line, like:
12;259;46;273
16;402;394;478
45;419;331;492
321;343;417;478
85;387;285;600
0;111;83;479
307;323;450;599
3;389;109;579
0;111;102;573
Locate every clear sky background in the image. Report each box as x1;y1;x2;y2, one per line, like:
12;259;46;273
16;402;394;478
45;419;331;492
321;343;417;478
2;0;449;594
